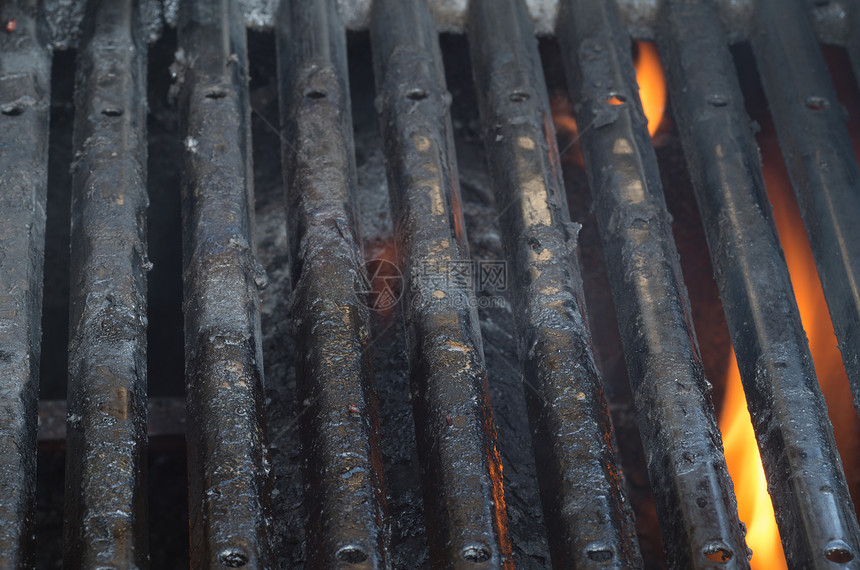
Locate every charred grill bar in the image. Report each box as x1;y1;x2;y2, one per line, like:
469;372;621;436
63;0;150;565
3;0;860;567
751;0;860;416
276;0;388;565
468;0;640;566
556;0;749;566
178;0;272;566
369;0;511;565
0;0;51;566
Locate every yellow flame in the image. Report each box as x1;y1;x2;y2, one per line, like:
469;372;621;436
720;351;787;569
635;42;666;136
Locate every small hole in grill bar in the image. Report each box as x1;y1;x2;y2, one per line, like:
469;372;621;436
702;543;733;563
217;548;249;567
805;96;828;110
205;89;227;99
101;108;123;117
1;105;24;116
708;94;729;107
586;547;614;562
461;545;491;562
605;92;626;105
304;89;327;99
336;546;369;563
407;88;428;101
824;540;855;563
509;91;530;102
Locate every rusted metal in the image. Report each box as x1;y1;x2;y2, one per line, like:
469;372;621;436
751;0;860;420
468;0;641;566
276;0;388;566
556;0;749;567
369;0;512;565
62;0;150;566
0;0;51;566
658;1;860;567
177;0;272;566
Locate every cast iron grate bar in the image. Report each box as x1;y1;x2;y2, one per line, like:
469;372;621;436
751;0;860;417
848;1;860;96
369;0;511;565
177;0;272;566
658;0;860;567
276;0;388;565
556;0;749;567
63;0;150;565
0;1;51;566
468;0;641;566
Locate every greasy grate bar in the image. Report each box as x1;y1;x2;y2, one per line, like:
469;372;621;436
0;1;51;566
276;0;388;565
64;0;150;565
556;0;749;566
369;0;511;564
751;0;860;416
468;0;640;566
178;0;272;566
657;0;860;567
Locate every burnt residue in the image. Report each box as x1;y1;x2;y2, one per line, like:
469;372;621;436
276;0;388;567
751;0;860;425
61;0;150;567
177;0;272;567
370;0;512;566
557;0;749;567
658;1;860;568
0;1;51;567
468;0;641;567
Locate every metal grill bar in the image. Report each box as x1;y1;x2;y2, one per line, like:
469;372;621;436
468;0;640;566
848;2;860;95
276;0;388;566
177;0;272;566
751;0;860;415
62;0;149;565
369;0;511;565
556;0;749;567
0;1;51;566
657;0;860;567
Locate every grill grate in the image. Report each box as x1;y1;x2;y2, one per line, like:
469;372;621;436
1;0;860;568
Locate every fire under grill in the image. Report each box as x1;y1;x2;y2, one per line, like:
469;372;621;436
2;0;860;568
